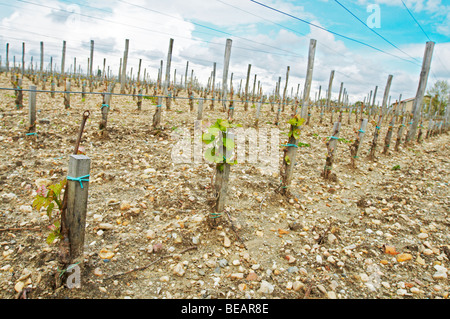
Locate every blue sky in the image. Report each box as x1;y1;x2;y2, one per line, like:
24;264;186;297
0;0;449;103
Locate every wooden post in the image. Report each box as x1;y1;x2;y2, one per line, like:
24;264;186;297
221;39;232;111
326;70;335;123
164;38;174;110
406;41;435;144
28;85;37;133
350;118;368;168
99;84;112;132
15;78;23;109
5;43;9;74
64;154;91;263
152;97;162;129
368;75;393;160
89;39;94;90
244;64;251;111
282;66;290;112
210;62;216;110
120;39;129;94
61;40;66;81
64;80;71;109
39;41;44;85
337;82;344;122
197;98;204;120
300;39;316;121
275;77;282;125
280;119;301;195
369;86;378;121
21;42;25;77
383;94;401;154
185;61;189;90
322;121;341;180
254;92;263;127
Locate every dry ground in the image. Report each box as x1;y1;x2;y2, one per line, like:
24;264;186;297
0;73;449;300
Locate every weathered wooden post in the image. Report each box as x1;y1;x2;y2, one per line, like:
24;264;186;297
5;43;9;74
405;41;435;144
326;70;335;123
210;62;216;110
395;101;407;151
64;80;71;109
350;118;368;168
322;122;341;180
15;78;23;109
368;74;393;160
89;40;94;92
164;38;174;110
99;84;112;132
64;154;91;263
221;39;232;111
300;39;317;122
152;96;162;129
28;85;37;134
282;66;290;112
280;114;302;195
244;64;251;111
21;42;25;77
120;39;129;94
383;94;401;154
197;98;204;120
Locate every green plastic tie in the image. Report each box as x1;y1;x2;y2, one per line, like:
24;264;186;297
67;174;90;189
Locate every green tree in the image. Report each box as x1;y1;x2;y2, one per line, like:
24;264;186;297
426;80;449;116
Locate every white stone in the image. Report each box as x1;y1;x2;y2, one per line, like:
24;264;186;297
173;263;185;277
258;280;274;294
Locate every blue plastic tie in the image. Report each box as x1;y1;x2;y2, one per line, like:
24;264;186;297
101;104;109;109
67;174;90;189
156;104;162;108
329;136;339;140
229;107;234;110
281;143;298;148
358;129;365;133
376;126;380;129
26;132;37;136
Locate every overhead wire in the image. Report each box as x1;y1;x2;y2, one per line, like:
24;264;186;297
249;0;422;67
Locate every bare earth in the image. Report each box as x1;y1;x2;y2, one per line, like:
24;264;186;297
0;73;449;300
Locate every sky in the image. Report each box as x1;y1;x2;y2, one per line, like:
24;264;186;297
0;0;449;104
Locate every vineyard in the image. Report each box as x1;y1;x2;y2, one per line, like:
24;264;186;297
0;36;449;301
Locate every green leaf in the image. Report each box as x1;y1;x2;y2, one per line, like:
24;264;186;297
223;137;235;150
284;155;291;165
46;202;55;217
202;132;216;144
292;129;301;140
46;232;57;245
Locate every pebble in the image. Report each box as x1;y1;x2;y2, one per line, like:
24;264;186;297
223;236;231;248
418;233;428;239
160;275;170;282
293;281;304;292
98;223;113;230
173;263;185;277
146;229;156;239
19;205;32;213
98;248;115;260
286;255;296;264
432;265;447;280
258;280;274;294
120;201;131;211
230;273;244;280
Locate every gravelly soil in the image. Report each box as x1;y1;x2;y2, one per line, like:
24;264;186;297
0;73;449;300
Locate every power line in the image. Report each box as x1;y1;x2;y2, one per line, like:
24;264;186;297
333;0;422;65
400;0;431;41
116;0;304;59
249;0;422;66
